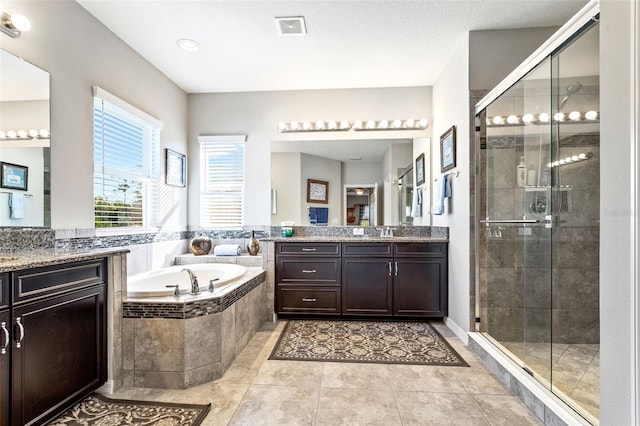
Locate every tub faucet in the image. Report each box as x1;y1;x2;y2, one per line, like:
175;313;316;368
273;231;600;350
182;268;200;295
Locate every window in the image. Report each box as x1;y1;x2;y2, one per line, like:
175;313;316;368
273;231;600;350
199;135;246;228
93;87;162;229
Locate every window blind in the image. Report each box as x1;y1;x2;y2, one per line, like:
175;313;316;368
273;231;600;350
199;135;246;228
93;90;161;229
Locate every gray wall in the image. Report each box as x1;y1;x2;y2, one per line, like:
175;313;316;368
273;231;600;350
0;0;189;231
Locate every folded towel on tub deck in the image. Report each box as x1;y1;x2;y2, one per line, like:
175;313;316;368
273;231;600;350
213;244;241;256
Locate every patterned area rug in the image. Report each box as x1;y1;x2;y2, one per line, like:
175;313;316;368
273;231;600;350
269;319;468;366
48;393;211;426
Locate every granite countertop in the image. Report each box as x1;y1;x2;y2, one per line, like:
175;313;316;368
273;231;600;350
265;236;449;243
0;247;130;272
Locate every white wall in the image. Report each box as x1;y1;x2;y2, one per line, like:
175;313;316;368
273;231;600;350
0;0;188;231
381;143;413;226
188;87;431;226
342;161;383;186
412;137;431;225
599;0;638;423
431;37;471;334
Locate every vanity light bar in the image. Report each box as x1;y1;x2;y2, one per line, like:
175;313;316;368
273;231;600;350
486;111;598;126
277;118;428;133
0;129;50;140
547;152;592;168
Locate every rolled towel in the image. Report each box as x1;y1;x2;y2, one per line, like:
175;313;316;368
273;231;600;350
213;244;241;256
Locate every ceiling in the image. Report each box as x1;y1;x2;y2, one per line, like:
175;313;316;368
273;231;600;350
76;0;590;94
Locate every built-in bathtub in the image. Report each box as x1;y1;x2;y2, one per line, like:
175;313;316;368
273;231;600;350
122;263;267;389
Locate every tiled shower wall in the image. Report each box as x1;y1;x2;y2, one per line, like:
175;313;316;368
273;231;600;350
478;132;600;344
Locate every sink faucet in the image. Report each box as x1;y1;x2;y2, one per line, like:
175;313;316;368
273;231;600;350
182;268;200;295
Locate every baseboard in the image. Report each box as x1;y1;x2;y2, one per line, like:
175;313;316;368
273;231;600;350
444;317;469;345
98;380;114;395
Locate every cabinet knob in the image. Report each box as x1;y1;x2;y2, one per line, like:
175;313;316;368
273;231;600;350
0;321;8;355
14;317;24;349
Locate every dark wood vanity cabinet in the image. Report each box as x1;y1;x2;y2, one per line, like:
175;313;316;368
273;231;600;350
1;259;107;426
276;243;342;314
276;241;448;319
1;274;9;426
342;243;393;316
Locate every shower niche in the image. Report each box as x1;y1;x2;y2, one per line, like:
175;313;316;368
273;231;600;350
475;15;600;424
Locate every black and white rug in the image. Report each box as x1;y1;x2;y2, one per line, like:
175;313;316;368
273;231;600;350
269;319;468;366
48;393;211;426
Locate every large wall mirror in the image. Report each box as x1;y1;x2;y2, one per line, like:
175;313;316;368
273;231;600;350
0;49;50;228
271;138;415;227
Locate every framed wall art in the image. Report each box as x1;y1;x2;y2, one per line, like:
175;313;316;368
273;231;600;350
165;149;186;187
307;179;329;204
440;125;457;173
0;162;28;191
415;153;425;186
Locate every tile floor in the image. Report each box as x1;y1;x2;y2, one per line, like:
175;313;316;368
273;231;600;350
501;341;599;420
109;321;543;425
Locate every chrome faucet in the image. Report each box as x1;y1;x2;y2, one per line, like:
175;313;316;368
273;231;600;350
182;268;200;295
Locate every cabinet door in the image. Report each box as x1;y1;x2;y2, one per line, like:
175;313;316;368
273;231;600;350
0;310;9;426
342;258;392;316
394;258;447;317
11;285;106;426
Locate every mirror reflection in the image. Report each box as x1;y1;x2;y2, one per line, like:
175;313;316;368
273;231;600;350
0;49;50;228
270;138;414;226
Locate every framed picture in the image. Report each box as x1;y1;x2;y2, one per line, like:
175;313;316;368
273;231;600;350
0;162;28;191
307;179;329;204
440;125;457;173
165;149;186;187
415;153;425;186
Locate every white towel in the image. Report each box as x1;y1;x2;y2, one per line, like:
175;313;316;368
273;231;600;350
213;244;241;256
8;193;25;219
411;187;422;217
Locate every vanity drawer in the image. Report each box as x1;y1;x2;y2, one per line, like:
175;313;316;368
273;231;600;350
12;259;106;304
394;242;448;257
342;243;392;257
277;258;341;285
277;242;341;257
277;287;341;314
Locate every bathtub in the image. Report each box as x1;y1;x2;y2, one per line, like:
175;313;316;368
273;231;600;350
127;263;247;298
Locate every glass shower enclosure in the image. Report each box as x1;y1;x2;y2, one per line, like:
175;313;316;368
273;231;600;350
475;14;599;423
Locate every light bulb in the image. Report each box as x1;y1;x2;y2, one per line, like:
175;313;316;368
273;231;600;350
554;112;565;121
547;163;553;168
378;120;389;129
405;118;415;128
585;110;598;120
522;114;534;123
419;118;428;128
569;111;581;121
506;115;518;124
559;159;566;165
17;129;28;138
289;121;299;131
0;131;5;138
10;14;31;31
29;129;39;137
365;120;376;129
565;157;572;163
302;121;312;130
339;120;350;130
328;120;337;130
352;120;363;130
39;129;49;138
315;120;325;130
277;122;287;132
491;116;503;125
578;153;587;159
7;130;17;138
538;113;550;122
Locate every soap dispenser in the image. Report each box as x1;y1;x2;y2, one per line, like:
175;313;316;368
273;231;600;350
516;156;527;187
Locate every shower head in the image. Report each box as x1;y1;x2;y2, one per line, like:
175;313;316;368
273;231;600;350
559;81;583;109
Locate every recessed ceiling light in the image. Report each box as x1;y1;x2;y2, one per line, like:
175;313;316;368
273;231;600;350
176;38;200;52
275;16;307;36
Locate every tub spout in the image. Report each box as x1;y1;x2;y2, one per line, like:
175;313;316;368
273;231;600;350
182;268;200;295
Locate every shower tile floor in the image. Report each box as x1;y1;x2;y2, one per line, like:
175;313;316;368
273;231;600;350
502;341;600;420
109;321;544;425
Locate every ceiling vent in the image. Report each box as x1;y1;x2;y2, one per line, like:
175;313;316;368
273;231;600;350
275;16;307;36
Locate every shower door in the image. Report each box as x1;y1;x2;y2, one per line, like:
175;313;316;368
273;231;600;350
477;18;599;422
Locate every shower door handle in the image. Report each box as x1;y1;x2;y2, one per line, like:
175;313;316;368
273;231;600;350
480;219;540;224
